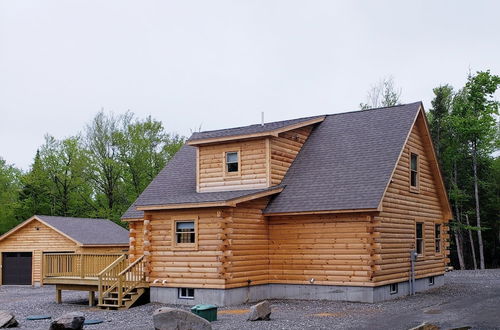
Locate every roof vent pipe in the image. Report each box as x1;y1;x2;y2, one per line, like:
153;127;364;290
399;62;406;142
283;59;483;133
261;112;264;126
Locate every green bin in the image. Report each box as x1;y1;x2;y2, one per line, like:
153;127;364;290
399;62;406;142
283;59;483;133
191;304;218;322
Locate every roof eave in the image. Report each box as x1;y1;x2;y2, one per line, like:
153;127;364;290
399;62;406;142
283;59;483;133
264;207;380;216
136;187;284;211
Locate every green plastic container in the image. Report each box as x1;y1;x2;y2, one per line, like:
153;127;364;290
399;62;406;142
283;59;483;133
191;304;218;322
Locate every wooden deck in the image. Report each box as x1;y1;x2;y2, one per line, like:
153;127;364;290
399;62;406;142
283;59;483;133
42;253;148;309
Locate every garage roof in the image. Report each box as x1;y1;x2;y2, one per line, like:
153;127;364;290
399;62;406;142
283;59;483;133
0;215;129;246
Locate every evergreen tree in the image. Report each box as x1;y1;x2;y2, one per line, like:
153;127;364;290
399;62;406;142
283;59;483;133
16;150;53;220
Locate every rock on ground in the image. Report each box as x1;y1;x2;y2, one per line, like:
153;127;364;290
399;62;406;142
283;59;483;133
0;310;18;328
49;312;85;330
247;301;271;321
153;307;212;330
408;323;440;330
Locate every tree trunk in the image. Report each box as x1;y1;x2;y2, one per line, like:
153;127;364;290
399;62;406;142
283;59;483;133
452;161;466;270
465;214;478;270
472;142;485;269
453;206;466;270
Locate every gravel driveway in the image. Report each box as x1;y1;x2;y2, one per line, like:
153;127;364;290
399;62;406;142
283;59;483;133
0;270;499;330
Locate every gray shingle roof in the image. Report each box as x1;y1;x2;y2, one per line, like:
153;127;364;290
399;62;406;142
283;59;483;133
123;102;421;219
188;115;324;142
121;145;281;219
36;215;129;245
264;102;421;213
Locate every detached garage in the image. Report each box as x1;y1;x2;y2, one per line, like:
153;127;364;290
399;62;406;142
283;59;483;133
0;215;129;286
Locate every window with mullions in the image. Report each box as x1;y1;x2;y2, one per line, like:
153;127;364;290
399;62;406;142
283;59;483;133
410;153;419;190
225;152;239;173
435;224;441;253
175;221;195;244
416;222;424;255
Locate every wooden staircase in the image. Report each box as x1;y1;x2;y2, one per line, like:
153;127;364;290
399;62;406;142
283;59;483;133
97;255;148;309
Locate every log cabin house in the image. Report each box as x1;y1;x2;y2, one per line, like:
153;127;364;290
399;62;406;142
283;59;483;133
119;101;452;305
0;215;129;287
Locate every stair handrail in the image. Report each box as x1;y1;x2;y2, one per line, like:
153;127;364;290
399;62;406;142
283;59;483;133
97;254;127;277
116;255;146;307
97;254;128;306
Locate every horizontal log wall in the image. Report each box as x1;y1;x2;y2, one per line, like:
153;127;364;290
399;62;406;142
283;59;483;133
225;198;270;289
268;213;374;286
373;115;449;285
270;126;313;185
129;221;144;262
0;219;77;285
145;208;227;289
198;139;268;192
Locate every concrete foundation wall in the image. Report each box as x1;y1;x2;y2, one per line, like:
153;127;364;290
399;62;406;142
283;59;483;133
150;275;444;306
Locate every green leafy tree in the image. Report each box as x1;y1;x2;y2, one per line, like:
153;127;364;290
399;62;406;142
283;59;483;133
40;135;94;217
450;70;500;269
115;114;184;201
0;157;21;234
84;111;126;221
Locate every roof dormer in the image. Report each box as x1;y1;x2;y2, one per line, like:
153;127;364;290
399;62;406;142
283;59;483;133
188;116;324;193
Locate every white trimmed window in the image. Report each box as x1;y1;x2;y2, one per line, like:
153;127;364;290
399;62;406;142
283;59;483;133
178;288;194;299
225;151;239;173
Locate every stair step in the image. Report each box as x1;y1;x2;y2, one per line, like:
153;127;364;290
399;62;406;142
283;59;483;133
104;297;131;302
108;292;137;297
97;304;120;308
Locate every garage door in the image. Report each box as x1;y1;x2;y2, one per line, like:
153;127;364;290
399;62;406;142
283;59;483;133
2;252;32;285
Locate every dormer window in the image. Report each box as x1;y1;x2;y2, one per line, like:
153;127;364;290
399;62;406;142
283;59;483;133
225;151;239;173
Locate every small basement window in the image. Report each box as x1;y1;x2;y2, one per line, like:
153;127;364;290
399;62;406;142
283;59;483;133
175;221;195;244
435;224;441;253
416;222;424;256
429;276;435;286
390;283;398;294
178;288;195;299
225;151;239;173
410;152;419;190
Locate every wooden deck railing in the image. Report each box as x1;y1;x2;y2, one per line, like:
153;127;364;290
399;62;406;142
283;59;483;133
98;255;146;307
43;253;125;279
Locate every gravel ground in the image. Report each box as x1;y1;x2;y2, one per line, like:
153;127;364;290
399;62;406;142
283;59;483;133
0;270;499;330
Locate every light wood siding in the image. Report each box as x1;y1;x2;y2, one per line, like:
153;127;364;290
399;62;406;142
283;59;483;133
129;221;144;262
270;126;313;185
0;219;127;285
269;213;374;286
146;209;226;289
225;198;269;288
198;140;268;192
372;115;449;285
0;219;76;285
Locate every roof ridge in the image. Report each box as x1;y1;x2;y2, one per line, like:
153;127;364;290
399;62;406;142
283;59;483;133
189;102;422;139
324;101;422;118
35;214;110;221
190;114;324;137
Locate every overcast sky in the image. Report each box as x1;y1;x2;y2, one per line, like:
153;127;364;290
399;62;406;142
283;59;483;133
1;1;499;170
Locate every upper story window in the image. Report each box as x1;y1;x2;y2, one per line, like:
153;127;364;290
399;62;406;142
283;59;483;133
225;151;239;173
435;224;441;253
416;222;424;256
410;152;419;192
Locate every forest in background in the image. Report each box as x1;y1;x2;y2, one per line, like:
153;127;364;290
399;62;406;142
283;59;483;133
0;70;498;269
0;112;184;232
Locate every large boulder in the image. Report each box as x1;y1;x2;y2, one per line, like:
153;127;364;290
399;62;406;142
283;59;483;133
0;311;18;328
153;307;212;330
247;300;271;321
49;312;85;330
